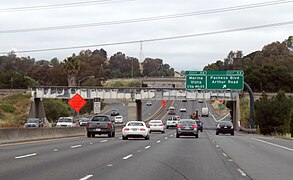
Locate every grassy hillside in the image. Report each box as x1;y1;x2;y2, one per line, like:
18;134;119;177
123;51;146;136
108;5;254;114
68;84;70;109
0;93;31;128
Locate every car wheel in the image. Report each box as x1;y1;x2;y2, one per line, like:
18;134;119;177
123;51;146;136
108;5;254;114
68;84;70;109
112;132;115;137
122;136;127;140
166;126;169;129
176;134;180;138
200;129;203;132
231;132;234;136
145;135;150;140
216;132;219;135
162;131;165;134
91;133;95;138
87;132;91;138
195;134;199;138
149;131;151;133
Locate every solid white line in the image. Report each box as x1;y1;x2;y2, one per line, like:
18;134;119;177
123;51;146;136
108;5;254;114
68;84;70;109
123;154;133;160
15;153;37;159
228;159;233;162
70;145;82;149
251;138;293;152
79;175;93;180
237;169;247;176
222;153;227;157
145;146;151;149
100;140;108;143
157;140;161;143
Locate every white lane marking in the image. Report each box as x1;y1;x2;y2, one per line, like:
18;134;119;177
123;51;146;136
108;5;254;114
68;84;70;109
53;149;58;152
79;175;93;180
107;164;113;167
71;145;82;149
100;140;108;143
157;140;161;143
145;146;151;149
237;169;247;177
170;135;173;137
216;145;219;148
164;137;168;140
251;138;293;152
123;154;133;160
222;153;227;157
228;159;233;162
15;153;37;159
89;142;93;145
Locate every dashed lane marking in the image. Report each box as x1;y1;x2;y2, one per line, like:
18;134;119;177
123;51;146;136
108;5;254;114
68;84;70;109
123;154;133;160
164;137;168;140
70;145;82;149
222;153;227;157
100;140;108;143
237;169;247;177
145;146;151;149
157;140;161;143
79;175;93;180
15;153;37;159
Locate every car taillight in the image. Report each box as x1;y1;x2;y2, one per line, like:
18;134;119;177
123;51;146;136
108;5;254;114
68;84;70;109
192;125;197;129
86;122;90;128
107;122;111;128
140;128;146;131
124;128;129;131
148;124;151;127
159;124;163;126
177;125;183;128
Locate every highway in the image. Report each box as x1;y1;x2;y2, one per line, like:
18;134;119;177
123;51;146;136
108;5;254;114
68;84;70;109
1;100;293;180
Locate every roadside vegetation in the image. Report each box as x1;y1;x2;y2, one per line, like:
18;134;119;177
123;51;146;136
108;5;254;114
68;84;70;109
0;93;31;127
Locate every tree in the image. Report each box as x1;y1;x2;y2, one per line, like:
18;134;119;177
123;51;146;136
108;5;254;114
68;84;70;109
63;54;80;86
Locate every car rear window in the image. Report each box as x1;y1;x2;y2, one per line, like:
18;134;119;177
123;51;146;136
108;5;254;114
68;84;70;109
179;120;196;125
128;122;144;126
150;120;162;123
92;116;110;122
219;121;232;125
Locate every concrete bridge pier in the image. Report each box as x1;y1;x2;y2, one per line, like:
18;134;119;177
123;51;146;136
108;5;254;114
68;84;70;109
128;100;142;121
28;97;47;124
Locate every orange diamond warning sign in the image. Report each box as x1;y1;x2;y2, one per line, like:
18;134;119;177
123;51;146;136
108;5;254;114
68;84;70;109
68;93;87;112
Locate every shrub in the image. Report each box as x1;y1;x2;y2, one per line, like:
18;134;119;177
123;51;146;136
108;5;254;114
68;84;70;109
0;103;16;113
43;99;71;122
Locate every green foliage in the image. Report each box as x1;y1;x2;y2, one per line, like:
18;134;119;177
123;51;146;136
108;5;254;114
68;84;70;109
0;103;16;113
255;91;292;135
43;99;71;122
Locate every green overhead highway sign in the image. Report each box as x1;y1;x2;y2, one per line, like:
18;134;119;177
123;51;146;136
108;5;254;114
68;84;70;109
185;70;244;90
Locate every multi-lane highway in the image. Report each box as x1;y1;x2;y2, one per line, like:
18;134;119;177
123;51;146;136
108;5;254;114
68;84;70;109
0;100;292;180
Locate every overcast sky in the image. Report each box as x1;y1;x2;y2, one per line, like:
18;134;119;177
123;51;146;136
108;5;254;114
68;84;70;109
0;0;292;71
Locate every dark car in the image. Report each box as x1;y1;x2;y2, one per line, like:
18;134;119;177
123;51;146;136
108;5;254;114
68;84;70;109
78;117;90;126
176;119;198;138
196;120;203;132
24;118;43;128
86;115;115;138
110;109;119;116
216;121;234;136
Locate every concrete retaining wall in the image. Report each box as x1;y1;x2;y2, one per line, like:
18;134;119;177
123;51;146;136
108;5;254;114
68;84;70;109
0;125;124;144
0;127;86;144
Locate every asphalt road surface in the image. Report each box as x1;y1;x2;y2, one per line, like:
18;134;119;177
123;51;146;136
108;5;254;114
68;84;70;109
1;100;292;180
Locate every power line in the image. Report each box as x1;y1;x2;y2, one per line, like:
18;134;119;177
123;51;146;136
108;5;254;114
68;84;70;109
2;20;292;54
0;0;136;12
1;0;292;34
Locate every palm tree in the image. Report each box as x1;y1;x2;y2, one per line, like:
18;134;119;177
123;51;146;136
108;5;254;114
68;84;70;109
63;54;80;86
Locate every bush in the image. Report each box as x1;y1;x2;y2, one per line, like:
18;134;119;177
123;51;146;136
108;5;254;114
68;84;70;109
0;103;16;113
43;99;71;122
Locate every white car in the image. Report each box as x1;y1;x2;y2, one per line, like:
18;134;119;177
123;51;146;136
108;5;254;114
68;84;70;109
180;108;187;112
148;120;165;133
122;121;150;140
146;101;152;106
56;117;75;127
114;115;123;124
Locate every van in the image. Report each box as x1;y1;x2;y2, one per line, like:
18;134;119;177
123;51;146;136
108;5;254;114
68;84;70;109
201;107;209;117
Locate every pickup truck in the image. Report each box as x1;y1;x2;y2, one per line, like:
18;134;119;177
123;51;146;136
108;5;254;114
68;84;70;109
86;115;115;138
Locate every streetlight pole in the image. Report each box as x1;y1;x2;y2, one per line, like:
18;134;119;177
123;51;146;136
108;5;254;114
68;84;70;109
78;75;95;86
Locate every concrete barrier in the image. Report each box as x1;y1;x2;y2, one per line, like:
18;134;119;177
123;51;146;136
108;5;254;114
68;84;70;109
0;125;125;144
0;127;86;144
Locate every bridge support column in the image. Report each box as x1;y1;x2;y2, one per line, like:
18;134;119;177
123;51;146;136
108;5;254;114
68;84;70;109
234;94;240;131
128;100;142;121
28;98;47;123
